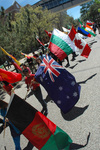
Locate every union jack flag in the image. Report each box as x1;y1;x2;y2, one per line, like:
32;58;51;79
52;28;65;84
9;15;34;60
35;54;81;113
40;55;63;82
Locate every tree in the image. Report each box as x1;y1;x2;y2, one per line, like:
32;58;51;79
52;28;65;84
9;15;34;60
88;2;100;23
13;6;59;53
80;0;94;21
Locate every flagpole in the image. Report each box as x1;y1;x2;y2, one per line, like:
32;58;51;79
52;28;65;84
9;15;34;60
36;37;48;52
3;118;7;150
24;78;38;100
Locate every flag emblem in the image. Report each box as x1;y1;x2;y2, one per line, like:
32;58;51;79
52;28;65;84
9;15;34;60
40;55;63;82
32;123;51;139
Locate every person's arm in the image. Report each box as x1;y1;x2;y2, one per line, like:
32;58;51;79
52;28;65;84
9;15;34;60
31;76;39;85
25;81;29;91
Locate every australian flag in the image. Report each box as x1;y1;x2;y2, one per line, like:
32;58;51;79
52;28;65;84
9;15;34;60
35;55;81;114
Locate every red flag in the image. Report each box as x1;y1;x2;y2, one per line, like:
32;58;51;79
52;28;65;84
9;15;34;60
36;38;45;46
68;26;91;58
44;30;52;38
0;69;22;83
0;76;3;81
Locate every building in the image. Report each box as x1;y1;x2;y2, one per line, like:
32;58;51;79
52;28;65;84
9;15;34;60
32;0;92;12
4;1;21;20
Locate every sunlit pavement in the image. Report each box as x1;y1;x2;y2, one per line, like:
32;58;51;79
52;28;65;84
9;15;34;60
0;30;100;150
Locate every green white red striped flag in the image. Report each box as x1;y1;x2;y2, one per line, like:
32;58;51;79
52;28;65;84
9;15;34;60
48;28;75;60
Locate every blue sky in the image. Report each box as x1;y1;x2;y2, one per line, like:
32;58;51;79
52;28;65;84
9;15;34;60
0;0;81;19
67;6;81;19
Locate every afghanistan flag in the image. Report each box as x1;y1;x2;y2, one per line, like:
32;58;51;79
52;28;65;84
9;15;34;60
35;55;81;114
6;94;72;150
69;26;91;58
48;28;76;61
0;69;22;83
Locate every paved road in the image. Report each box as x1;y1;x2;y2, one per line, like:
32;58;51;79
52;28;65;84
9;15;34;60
0;30;100;150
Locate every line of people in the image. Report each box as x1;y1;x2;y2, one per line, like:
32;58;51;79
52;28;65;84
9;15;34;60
0;49;79;150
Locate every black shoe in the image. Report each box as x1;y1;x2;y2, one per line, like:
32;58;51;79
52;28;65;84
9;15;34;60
65;63;70;67
71;58;75;61
43;110;48;116
41;108;45;114
74;54;79;57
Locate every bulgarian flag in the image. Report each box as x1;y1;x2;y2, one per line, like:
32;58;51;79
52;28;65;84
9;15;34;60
68;26;91;58
48;28;76;60
6;94;72;150
0;69;22;83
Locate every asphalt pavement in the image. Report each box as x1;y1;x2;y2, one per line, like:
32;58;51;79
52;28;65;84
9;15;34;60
0;30;100;150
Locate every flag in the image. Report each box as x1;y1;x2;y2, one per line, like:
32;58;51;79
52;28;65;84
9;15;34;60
36;37;47;51
48;28;76;61
44;30;52;38
83;25;96;37
21;52;36;59
7;55;22;72
6;94;72;150
62;27;70;34
0;76;3;81
77;27;91;37
67;25;71;29
35;55;81;114
36;37;45;46
68;26;91;58
78;19;83;26
86;20;94;26
21;52;27;57
0;69;22;83
0;47;21;66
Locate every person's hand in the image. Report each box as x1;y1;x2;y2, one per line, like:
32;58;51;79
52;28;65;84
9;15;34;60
5;118;9;123
27;89;29;92
11;88;14;94
31;79;34;84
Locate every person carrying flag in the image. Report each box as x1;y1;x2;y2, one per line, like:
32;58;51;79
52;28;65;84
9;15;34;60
23;69;48;116
22;63;31;74
1;81;14;96
0;100;21;150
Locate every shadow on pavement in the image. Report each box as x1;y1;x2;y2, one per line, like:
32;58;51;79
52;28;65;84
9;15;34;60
69;63;78;69
77;59;86;63
70;132;90;150
23;141;34;150
88;40;97;47
15;83;23;89
61;105;89;121
78;73;97;84
23;132;90;150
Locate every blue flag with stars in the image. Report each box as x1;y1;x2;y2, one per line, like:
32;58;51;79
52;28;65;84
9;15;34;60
35;55;81;114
